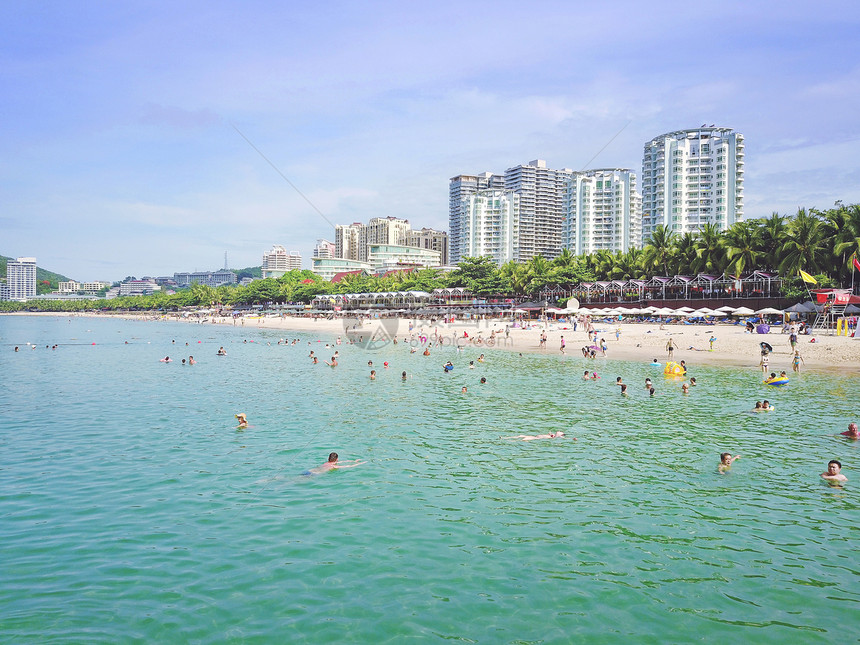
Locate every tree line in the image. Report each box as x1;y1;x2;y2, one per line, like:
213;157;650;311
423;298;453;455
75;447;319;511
1;204;856;313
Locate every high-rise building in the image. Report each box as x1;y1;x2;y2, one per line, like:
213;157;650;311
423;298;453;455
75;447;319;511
641;127;744;244
335;223;364;261
313;239;336;259
562;169;642;255
503;160;573;261
6;257;37;301
448;172;505;264
406;228;449;266
453;189;520;266
359;217;410;262
261;245;302;278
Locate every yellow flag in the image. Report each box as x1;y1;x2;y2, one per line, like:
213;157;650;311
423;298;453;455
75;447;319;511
799;270;817;284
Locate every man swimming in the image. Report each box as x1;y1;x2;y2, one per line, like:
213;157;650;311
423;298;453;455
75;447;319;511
306;452;366;475
505;431;567;441
235;413;248;429
840;422;860;439
821;460;847;483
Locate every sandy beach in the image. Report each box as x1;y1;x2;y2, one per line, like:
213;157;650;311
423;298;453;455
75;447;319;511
13;311;857;374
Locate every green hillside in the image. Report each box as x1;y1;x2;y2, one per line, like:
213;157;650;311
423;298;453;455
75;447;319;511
0;254;74;294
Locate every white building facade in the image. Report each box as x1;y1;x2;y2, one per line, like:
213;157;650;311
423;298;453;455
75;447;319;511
311;257;373;282
641;127;744;243
262;245;302;278
448;172;505;264
6;257;37;300
313;239;336;259
367;244;442;274
334;223;364;261
562;169;642;255
453;190;520;266
406;228;449;266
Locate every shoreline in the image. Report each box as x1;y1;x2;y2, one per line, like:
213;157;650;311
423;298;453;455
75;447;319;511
5;310;859;375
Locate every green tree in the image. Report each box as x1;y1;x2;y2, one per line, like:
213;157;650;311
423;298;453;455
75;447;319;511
778;208;829;277
723;221;761;277
642;225;676;276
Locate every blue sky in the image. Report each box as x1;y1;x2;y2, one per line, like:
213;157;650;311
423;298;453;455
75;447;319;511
2;0;859;281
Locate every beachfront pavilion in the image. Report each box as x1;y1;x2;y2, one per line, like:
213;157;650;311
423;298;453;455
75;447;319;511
311;291;433;311
551;271;782;305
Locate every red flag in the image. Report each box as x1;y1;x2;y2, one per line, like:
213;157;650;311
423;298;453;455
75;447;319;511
853;257;860;273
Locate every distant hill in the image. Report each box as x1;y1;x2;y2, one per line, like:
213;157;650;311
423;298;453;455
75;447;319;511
232;266;262;280
0;254;74;294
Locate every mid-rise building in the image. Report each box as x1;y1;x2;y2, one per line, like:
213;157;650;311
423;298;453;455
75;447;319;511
335;223;364;261
313;239;336;260
311;257;373;282
119;279;160;296
261;245;302;278
562;169;642;255
406;228;449;266
449;172;505;264
359;217;410;262
453;189;520;266
0;282;9;301
6;257;37;301
367;244;442;274
173;270;237;288
641;127;744;243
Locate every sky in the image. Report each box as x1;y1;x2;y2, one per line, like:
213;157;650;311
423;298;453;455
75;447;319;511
2;0;860;281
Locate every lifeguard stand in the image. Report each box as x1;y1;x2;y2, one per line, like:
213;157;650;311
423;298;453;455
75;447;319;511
810;290;851;335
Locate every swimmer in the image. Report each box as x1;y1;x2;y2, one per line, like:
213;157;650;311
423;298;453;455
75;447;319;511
752;401;763;411
649;387;656;397
590;372;600;380
370;370;376;380
505;431;571;441
423;348;430;356
312;357;319;364
651;358;660;366
217;347;227;356
160;356;172;362
644;378;652;389
840;422;860;439
719;452;740;473
821;460;847;483
469;361;476;369
367;360;373;366
189;356;196;365
402;371;408;381
181;359;186;365
583;370;590;381
689;377;697;386
762;400;773;411
461;386;468;394
620;384;628;396
681;382;689;394
383;362;389;368
306;452;366;475
235;413;248;429
478;354;485;363
480;377;487;384
615;377;624;387
324;356;338;367
679;360;687;374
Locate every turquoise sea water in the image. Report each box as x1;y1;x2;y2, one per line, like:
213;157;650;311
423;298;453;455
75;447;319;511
1;315;858;644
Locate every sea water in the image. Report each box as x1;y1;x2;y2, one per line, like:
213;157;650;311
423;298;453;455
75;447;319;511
1;315;857;644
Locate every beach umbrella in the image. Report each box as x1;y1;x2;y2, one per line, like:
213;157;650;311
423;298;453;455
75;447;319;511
733;306;755;315
676;306;695;312
755;307;783;315
715;305;736;312
697;308;717;315
708;310;728;317
655;307;675;316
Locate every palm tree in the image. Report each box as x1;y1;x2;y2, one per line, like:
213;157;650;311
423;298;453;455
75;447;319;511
826;203;860;286
692;222;727;275
671;232;698;275
778;208;829;277
609;248;644;280
723;221;761;277
760;212;788;272
642;225;676;276
553;247;575;268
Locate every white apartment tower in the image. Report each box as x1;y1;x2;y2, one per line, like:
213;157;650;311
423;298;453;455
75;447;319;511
313;239;336;260
261;245;301;278
6;257;37;300
641;127;744;244
360;217;410;262
454;190;520;266
562;169;642;255
335;223;363;261
503;160;573;261
448;172;505;264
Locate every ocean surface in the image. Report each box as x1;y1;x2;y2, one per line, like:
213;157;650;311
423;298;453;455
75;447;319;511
1;314;858;644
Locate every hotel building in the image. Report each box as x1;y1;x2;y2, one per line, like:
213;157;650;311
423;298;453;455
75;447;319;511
562;169;642;255
640;127;744;243
261;245;302;278
406;228;449;266
313;239;336;260
452;189;520;266
6;257;37;301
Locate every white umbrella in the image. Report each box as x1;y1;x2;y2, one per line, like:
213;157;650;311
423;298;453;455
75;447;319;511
708;310;728;317
643;306;659;313
656;307;675;316
733;306;755;315
716;305;737;312
676;306;695;312
756;307;783;315
697;307;717;316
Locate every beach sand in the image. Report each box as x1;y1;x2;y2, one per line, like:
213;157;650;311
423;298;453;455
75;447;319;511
22;310;854;375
